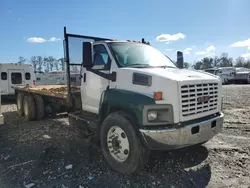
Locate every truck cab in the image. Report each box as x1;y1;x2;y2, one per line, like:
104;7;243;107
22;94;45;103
68;35;224;174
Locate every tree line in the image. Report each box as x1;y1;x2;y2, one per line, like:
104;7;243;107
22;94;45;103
17;56;65;72
186;53;250;70
17;52;250;72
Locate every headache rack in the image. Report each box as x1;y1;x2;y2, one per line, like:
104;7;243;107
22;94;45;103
63;27;111;110
63;27;150;110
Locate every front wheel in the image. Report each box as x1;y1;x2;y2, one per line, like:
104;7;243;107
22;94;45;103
100;111;150;174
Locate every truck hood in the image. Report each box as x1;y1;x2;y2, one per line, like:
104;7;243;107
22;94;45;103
122;67;220;82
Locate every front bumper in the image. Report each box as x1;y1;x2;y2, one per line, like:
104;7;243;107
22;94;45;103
139;113;224;150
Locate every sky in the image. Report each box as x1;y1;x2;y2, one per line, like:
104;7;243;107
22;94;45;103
1;0;250;64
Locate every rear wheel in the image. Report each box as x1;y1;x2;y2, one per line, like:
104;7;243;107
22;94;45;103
34;95;44;120
100;111;150;174
17;93;24;116
23;95;36;121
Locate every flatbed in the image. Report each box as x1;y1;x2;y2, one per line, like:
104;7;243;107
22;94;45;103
15;85;80;99
15;85;81;120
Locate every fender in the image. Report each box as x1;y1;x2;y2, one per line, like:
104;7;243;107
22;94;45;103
99;89;156;126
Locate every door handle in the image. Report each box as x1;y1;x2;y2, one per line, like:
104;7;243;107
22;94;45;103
83;73;86;82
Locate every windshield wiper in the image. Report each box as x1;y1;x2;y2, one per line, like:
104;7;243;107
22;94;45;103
124;64;151;68
152;65;176;69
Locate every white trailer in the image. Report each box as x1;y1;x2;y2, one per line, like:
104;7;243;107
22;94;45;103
0;63;35;95
205;67;236;84
235;69;250;84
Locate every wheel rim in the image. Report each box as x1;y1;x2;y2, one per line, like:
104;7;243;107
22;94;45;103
107;126;130;162
24;100;28;116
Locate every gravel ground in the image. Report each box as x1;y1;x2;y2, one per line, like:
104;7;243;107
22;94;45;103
0;85;249;188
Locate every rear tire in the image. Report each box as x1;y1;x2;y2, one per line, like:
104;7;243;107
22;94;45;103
34;95;44;120
17;93;24;116
100;111;150;174
23;95;36;121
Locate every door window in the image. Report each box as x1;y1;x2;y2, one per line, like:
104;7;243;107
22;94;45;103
11;73;22;84
93;45;111;70
25;72;31;80
1;72;7;80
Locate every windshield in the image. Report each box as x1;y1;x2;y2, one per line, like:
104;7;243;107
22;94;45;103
109;42;176;68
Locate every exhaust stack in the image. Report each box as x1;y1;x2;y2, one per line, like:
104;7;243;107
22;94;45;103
177;51;184;69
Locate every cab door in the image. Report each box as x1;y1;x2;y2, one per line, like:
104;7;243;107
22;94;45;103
81;43;112;114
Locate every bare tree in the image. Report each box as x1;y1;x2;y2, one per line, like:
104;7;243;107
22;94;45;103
235;57;246;67
54;59;59;70
192;61;203;70
199;57;214;69
58;58;65;71
183;62;190;69
219;53;233;67
47;56;55;72
17;56;26;64
213;56;220;67
43;57;50;73
37;56;43;72
30;56;38;71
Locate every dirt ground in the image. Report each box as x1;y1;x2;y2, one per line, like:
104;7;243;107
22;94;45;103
0;85;249;188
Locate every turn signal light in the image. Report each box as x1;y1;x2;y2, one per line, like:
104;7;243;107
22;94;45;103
154;91;162;100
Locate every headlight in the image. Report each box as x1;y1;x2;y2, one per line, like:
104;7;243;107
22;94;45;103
143;104;174;125
147;111;158;121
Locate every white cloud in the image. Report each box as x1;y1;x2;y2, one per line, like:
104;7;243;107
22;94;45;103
241;52;250;59
166;48;174;51
48;37;61;42
230;38;250;48
27;37;61;43
183;47;192;54
196;45;216;56
156;33;185;42
206;45;216;51
27;37;47;43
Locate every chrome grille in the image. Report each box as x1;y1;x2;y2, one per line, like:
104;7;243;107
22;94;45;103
181;83;218;116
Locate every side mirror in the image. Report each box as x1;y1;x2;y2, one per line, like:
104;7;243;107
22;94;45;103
176;51;184;69
82;42;94;68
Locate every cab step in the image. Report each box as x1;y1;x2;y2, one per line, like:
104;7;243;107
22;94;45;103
68;110;99;136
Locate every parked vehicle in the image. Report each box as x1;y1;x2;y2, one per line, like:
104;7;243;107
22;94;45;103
15;27;224;174
0;63;35;95
205;67;236;84
235;68;250;84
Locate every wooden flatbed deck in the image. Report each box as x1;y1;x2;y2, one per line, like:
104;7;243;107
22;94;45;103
15;85;80;99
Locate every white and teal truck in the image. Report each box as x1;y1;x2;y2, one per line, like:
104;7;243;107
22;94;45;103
15;27;224;174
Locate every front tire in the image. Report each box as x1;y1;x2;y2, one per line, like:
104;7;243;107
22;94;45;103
100;111;150;174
